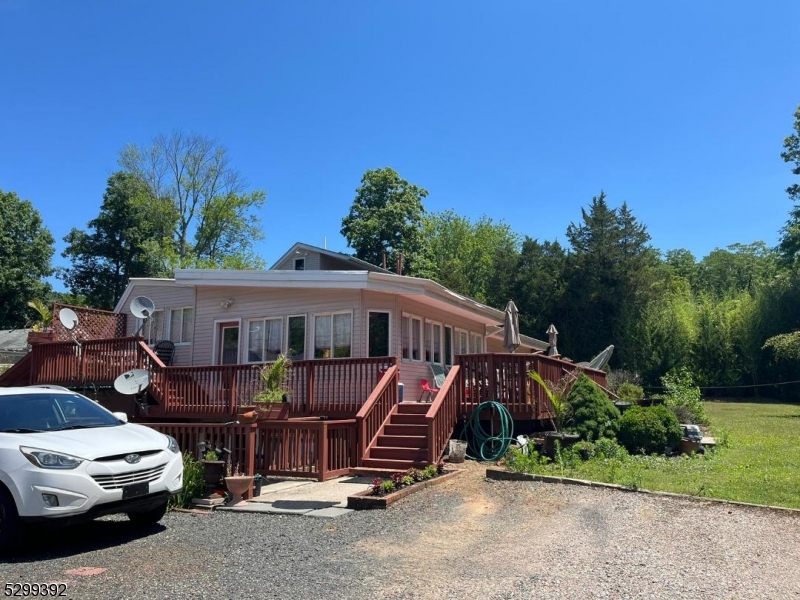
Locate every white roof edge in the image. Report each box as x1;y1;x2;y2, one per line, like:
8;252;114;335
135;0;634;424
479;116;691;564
113;278;176;312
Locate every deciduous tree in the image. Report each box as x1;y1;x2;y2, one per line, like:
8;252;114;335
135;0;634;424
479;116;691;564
0;190;54;328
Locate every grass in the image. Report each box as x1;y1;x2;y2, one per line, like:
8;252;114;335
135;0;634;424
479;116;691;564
513;401;800;509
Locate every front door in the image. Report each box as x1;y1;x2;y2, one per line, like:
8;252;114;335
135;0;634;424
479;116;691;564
218;322;240;365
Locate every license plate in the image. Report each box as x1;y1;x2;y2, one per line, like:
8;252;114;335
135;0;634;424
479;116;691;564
122;482;150;499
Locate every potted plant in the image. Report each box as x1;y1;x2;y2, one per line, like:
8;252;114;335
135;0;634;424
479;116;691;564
224;462;254;507
253;354;293;419
26;299;54;345
529;371;579;458
199;448;226;486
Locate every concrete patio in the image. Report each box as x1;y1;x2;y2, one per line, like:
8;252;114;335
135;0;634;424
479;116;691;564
217;475;374;518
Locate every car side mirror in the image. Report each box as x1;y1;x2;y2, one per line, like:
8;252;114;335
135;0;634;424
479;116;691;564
112;412;128;423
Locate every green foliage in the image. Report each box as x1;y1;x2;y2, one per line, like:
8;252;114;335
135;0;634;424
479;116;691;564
592;437;628;460
0;190;54;328
618;406;682;455
422;465;439;479
659;368;708;425
26;299;52;331
763;331;800;362
254;355;292;403
169;452;205;509
504;446;548;473
566;374;620;441
414;210;520;304
616;383;644;402
118;131;267;271
529;371;570;431
667;404;696;424
779;104;800;268
340;167;427;274
379;480;396;494
59;172;171;309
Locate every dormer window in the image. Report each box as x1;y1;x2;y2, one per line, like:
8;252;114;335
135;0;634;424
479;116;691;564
294;257;305;271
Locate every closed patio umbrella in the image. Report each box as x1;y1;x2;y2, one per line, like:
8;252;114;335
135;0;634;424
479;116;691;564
502;300;521;353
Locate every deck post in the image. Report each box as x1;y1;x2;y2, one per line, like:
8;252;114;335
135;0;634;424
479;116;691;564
306;364;315;416
229;367;238;416
245;424;256;496
318;421;328;481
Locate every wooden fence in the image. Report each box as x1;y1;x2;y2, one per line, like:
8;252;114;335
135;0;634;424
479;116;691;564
145;419;358;482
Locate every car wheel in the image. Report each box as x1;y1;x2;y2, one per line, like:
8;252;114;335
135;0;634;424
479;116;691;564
0;488;22;552
127;501;168;525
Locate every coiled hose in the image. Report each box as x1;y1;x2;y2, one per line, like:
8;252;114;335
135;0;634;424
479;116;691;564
462;400;514;461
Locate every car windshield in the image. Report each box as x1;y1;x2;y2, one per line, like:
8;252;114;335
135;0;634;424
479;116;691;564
0;393;122;433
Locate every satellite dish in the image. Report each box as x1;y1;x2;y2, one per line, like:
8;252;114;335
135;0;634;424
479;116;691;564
131;296;155;319
113;369;151;395
58;307;79;331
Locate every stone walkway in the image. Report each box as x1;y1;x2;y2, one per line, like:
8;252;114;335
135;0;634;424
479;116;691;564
217;475;373;518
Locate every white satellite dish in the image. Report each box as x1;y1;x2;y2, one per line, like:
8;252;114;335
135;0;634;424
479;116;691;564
113;369;151;395
58;307;79;331
131;296;155;319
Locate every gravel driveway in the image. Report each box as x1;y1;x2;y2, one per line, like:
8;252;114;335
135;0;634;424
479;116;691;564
3;462;800;599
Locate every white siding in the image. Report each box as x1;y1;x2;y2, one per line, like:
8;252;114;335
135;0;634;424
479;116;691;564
193;287;363;365
119;283;196;365
273;251;321;271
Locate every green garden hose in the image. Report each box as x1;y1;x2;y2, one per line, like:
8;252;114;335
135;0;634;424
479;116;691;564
462;400;515;461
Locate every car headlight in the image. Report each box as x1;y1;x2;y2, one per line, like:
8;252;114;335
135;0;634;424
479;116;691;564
166;435;180;454
20;446;85;470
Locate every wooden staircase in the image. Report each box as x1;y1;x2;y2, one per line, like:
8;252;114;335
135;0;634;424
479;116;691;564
361;402;432;470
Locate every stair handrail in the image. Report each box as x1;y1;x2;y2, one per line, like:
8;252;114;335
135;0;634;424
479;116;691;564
0;353;32;386
425;365;461;465
355;364;399;462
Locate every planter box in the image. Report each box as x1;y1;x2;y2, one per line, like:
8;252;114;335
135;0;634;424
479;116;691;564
347;470;461;510
27;331;54;345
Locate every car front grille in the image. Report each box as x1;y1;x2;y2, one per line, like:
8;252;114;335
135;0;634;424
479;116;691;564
94;449;163;462
91;464;167;490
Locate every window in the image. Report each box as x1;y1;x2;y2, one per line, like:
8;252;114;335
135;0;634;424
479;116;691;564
138;310;164;345
368;311;390;358
432;323;442;364
424;322;433;362
247;318;283;362
456;329;468;356
402;315;421;361
314;312;352;358
287;315;306;360
444;326;453;366
294;257;305;271
169;308;194;344
471;332;483;353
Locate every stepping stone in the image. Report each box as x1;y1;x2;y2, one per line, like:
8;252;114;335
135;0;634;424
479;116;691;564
305;507;354;518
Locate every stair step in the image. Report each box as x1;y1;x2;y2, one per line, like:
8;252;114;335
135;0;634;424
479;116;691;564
360;458;429;470
384;424;427;436
390;413;427;425
370;447;428;461
376;435;427;448
396;403;430;415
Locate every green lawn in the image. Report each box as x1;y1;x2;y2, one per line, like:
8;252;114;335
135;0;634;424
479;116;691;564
523;401;800;509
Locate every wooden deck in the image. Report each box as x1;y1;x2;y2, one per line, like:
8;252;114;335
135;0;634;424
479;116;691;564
0;338;607;478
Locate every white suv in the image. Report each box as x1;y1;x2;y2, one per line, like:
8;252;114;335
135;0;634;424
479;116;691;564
0;387;183;550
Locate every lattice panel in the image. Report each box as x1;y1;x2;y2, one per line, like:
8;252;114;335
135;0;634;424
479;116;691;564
52;303;127;342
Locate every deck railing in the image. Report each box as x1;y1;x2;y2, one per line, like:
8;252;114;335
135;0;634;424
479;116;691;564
426;365;460;465
456;353;607;420
254;419;357;481
355;365;400;462
145;419;357;482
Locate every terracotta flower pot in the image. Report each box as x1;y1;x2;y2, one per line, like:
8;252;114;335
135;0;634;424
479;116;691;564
224;475;254;507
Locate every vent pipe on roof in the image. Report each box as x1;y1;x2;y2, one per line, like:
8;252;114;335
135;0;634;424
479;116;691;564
382;249;387;270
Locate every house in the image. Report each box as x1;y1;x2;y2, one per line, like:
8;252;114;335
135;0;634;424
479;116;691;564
112;242;552;401
0;243;607;477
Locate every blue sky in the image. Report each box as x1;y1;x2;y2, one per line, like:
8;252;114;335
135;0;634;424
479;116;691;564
2;1;799;287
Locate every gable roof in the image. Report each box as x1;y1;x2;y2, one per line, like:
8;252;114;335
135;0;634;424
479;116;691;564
269;242;392;273
0;329;30;351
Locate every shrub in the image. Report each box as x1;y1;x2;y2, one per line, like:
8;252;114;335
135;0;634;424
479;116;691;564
567;374;620;441
422;465;438;479
371;477;383;494
618;406;681;455
616;382;644;402
659;368;708;425
593;437;628;460
379;480;396;495
402;475;414;487
504;446;548;473
606;369;641;393
408;468;423;482
572;440;596;461
169;452;205;509
667;404;696;424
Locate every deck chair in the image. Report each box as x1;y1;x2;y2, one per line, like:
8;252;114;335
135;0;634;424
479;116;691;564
154;340;176;366
419;379;440;402
429;363;448;390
